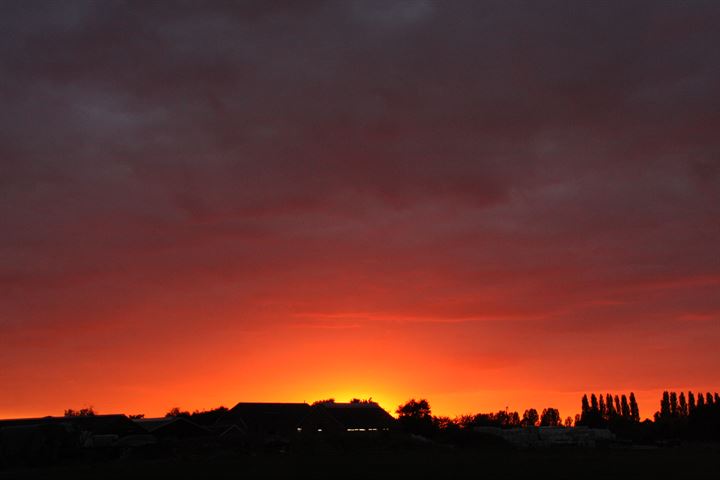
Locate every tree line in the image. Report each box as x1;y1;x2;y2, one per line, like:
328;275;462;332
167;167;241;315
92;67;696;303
653;391;720;441
62;389;720;442
577;392;640;427
395;399;571;437
656;391;718;419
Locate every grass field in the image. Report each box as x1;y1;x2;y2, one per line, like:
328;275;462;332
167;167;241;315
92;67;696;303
2;444;719;479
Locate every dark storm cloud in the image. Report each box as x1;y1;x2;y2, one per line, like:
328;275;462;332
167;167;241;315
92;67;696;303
1;0;719;335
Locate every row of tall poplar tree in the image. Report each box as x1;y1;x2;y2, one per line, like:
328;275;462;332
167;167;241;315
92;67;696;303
578;393;640;427
656;391;719;419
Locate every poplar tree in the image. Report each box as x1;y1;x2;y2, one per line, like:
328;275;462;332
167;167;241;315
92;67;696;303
697;392;705;408
614;395;621;415
679;392;688;417
599;395;606;419
606;393;615;418
591;394;599;414
621;395;630;418
629;392;640;421
706;393;714;406
660;391;671;418
670;392;678;417
688;391;696;415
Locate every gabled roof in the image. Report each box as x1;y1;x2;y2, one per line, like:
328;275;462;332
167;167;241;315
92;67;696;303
0;417;65;428
64;415;146;436
314;403;396;429
218;403;311;433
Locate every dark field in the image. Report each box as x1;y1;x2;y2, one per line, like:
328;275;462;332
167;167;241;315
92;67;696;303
2;445;719;480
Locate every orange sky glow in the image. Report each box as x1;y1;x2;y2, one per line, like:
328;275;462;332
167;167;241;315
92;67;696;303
1;2;719;423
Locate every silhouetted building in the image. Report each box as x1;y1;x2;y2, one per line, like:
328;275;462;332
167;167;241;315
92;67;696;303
0;415;147;461
0;415;143;437
65;415;146;437
216;403;311;444
300;402;396;434
0;418;79;465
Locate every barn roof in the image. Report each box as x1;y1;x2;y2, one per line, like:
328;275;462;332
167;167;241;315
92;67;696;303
314;403;396;429
63;415;146;436
218;402;311;433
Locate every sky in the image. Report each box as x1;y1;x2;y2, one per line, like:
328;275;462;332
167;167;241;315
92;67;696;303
1;1;719;421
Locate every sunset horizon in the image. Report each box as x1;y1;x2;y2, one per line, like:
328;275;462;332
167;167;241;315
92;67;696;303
2;1;719;458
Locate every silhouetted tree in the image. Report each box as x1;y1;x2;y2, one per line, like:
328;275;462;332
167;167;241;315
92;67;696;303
688;391;696;414
614;395;621;416
472;413;497;427
188;406;228;426
606;393;616;418
581;395;590;416
578;394;605;427
165;407;190;418
621;395;630;418
599;395;606;418
679;392;688;417
629;392;640;421
64;407;96;417
540;408;561;427
128;414;145;419
590;394;599;414
660;391;671;418
478;410;522;427
521;408;539;427
312;398;336;406
454;414;476;429
564;416;573;427
505;411;520;427
706;393;714;406
396;399;434;436
432;416;456;431
669;392;678;417
697;392;705;408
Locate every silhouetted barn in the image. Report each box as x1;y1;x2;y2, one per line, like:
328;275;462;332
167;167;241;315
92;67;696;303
0;415;149;452
0;414;142;437
0;419;80;466
216;403;311;443
134;417;211;439
64;415;146;437
300;402;397;434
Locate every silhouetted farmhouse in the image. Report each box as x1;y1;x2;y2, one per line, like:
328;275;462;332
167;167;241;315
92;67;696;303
66;414;145;437
0;417;77;466
216;403;310;443
0;414;148;464
214;401;397;444
300;402;396;433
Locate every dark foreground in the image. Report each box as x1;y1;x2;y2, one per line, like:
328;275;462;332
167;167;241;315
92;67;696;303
2;445;719;480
